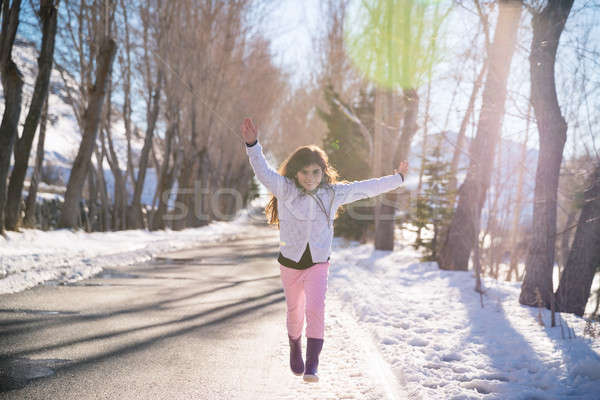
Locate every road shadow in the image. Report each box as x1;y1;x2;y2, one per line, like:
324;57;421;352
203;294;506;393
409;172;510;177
0;273;280;335
0;284;285;392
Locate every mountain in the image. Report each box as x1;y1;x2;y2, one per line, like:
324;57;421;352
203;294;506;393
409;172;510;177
409;130;539;227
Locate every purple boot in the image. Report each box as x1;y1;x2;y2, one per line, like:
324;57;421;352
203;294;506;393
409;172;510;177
289;335;304;376
303;337;324;382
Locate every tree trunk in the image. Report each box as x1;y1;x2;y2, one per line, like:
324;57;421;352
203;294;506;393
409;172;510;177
371;87;384;242
393;88;419;171
506;103;531;281
558;209;576;274
102;70;125;231
23;98;48;228
171;154;195;231
94;131;110;231
438;0;522;270
0;0;23;235
554;163;600;316
519;0;574;308
5;0;57;231
59;37;117;229
100;74;124;231
0;1;22;68
104;124;126;230
0;60;23;236
373;91;397;250
486;137;506;279
86;164;97;232
446;63;487;208
156;140;183;230
416;52;437;244
128;69;163;229
151;115;177;230
118;0;133;226
197;148;212;226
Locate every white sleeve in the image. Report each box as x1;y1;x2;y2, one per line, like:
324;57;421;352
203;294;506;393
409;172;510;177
334;174;404;206
246;141;293;199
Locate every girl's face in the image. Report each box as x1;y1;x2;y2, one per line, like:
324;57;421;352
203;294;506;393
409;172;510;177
296;163;323;192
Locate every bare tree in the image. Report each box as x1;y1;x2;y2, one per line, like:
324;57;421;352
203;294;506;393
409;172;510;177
506;103;532;281
5;0;58;231
0;0;23;236
126;0;166;229
59;0;117;229
92;123;110;231
519;0;575;308
23;98;49;227
445;1;491;210
317;0;360;97
148;1;185;230
150;106;181;230
104;0;134;231
447;60;488;208
439;0;522;271
555;161;600;316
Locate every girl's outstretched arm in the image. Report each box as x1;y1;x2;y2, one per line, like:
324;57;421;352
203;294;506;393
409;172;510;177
334;161;408;206
241;117;292;199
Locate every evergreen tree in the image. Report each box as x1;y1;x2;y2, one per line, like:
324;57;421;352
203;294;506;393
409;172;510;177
318;84;372;180
317;84;374;240
413;142;454;261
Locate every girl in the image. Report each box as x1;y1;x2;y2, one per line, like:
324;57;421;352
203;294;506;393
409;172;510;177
240;117;408;383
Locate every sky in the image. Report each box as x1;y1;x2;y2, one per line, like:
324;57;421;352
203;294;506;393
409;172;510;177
259;0;323;87
260;0;600;160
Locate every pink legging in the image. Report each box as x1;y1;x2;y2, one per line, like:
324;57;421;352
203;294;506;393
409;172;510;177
279;262;330;340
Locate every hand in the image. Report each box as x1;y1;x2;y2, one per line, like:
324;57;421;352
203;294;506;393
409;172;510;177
241;117;258;144
393;160;408;177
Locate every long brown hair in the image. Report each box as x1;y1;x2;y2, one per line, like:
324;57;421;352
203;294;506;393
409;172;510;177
265;145;345;226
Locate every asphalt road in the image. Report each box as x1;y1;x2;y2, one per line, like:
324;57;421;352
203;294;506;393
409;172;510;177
0;222;294;399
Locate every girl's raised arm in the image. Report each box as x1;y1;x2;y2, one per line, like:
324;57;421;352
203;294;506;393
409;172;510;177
334;161;408;206
241;118;292;199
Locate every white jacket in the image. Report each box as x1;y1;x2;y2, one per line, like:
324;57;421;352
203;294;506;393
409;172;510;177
246;141;405;263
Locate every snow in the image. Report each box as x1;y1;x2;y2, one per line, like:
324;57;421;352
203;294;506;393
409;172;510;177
1;203;600;399
329;237;600;399
0;207;258;294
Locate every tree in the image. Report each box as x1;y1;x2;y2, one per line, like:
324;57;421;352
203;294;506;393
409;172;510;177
110;0;134;230
127;0;166;229
554;162;600;316
317;0;358;96
319;85;372;182
519;0;575;308
318;84;374;241
413;139;454;261
4;0;58;231
345;0;450;251
23;98;49;228
58;0;117;229
0;0;23;236
505;103;532;281
438;0;522;271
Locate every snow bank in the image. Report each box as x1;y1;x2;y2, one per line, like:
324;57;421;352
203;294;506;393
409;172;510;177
328;234;600;399
0;208;261;294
